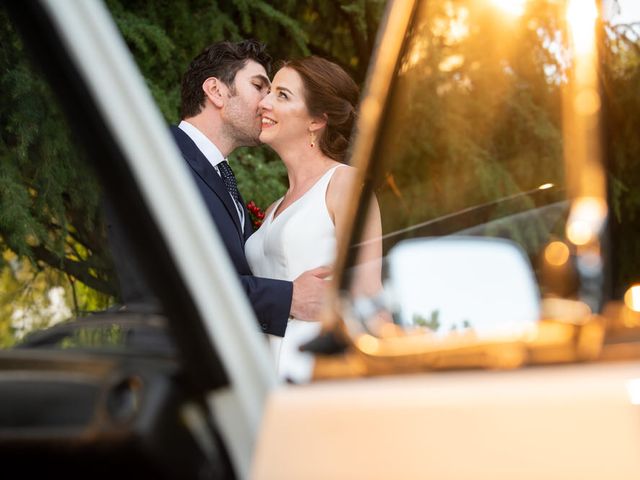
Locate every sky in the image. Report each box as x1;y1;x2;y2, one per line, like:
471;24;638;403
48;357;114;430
604;0;640;24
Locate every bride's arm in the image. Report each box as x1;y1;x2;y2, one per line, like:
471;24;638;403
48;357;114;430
327;166;383;297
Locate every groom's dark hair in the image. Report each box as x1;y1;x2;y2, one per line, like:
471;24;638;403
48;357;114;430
180;40;271;119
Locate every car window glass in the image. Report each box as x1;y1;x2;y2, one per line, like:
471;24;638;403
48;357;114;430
603;0;640;310
343;0;640;341
0;7;165;352
378;0;566;269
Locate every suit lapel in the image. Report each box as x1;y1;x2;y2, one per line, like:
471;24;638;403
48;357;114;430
171;126;244;238
239;191;254;241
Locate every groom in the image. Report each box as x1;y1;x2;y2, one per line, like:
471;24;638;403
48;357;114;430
171;40;329;336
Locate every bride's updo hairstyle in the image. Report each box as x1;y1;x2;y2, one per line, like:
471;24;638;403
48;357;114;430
283;56;359;163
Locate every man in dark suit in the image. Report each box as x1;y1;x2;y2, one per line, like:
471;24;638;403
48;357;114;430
171;40;329;336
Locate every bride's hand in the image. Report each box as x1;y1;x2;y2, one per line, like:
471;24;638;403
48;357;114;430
290;266;332;321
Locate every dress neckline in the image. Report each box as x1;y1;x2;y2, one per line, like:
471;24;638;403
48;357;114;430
270;164;343;223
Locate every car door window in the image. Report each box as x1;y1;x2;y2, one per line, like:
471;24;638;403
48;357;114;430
0;4;203;360
339;0;640;349
0;8;134;350
375;0;567;275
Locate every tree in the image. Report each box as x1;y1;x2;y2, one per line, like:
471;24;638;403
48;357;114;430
3;0;637;345
370;0;639;296
0;1;387;342
601;15;640;296
0;9;115;294
373;0;566;256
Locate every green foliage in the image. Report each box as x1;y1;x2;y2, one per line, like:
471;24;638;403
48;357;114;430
0;250;114;346
375;0;566;257
0;8;115;348
413;310;441;331
3;0;636;349
234;148;288;210
270;0;387;81
602;21;640;293
103;0;385;213
60;324;125;350
371;0;639;296
0;1;386;347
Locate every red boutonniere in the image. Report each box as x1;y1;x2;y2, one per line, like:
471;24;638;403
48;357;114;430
246;201;266;228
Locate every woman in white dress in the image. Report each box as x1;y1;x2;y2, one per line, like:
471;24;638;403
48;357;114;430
245;56;382;383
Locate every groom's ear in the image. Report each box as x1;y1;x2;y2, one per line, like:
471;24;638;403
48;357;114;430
309;114;328;132
202;77;225;109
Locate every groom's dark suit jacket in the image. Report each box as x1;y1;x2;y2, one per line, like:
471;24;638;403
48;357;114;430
170;125;292;336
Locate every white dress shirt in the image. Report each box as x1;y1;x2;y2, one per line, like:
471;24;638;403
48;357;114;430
178;120;245;231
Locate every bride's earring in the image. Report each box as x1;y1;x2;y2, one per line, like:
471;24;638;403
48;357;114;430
309;131;316;148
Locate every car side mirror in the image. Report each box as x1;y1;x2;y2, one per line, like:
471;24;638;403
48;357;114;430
384;237;541;337
317;236;605;379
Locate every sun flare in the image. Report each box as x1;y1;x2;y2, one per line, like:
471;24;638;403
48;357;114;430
491;0;527;18
566;0;598;55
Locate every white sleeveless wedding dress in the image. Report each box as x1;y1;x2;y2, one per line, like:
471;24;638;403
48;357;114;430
245;165;343;383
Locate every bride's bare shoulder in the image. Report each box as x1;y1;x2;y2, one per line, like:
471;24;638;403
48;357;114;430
326;164;359;216
328;164;358;194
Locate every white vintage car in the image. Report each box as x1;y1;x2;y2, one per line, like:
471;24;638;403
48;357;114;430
1;1;639;479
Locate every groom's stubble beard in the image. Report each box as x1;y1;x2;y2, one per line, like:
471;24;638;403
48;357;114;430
223;91;263;148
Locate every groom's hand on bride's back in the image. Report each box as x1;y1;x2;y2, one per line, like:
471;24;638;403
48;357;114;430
290;266;332;321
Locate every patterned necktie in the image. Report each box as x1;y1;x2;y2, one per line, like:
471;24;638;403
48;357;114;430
217;160;241;205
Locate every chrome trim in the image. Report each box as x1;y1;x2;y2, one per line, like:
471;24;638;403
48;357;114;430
333;0;418;287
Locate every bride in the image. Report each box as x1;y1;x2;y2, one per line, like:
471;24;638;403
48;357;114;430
245;56;382;383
